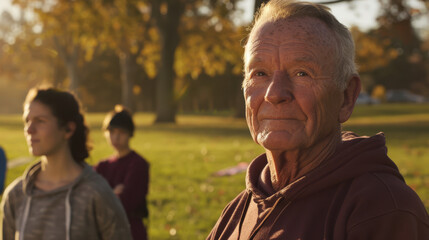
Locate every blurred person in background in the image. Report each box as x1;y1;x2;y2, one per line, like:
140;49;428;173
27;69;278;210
1;87;132;240
95;105;150;240
0;146;7;194
207;1;429;239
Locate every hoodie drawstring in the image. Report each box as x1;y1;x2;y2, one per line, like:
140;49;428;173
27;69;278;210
19;196;32;240
20;189;72;240
65;187;72;240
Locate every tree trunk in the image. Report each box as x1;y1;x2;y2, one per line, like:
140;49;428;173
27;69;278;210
155;29;178;122
64;50;80;99
52;60;65;88
54;38;80;98
65;60;78;95
153;1;185;123
119;50;135;111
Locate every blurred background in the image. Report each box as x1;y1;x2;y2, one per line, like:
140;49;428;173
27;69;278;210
0;0;428;121
0;1;428;239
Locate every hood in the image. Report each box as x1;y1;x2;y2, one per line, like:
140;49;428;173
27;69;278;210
21;161;94;197
245;132;404;205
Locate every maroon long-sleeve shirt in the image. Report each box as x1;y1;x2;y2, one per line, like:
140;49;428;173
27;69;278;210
95;151;149;240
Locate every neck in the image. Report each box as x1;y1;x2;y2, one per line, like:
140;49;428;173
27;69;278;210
116;147;131;158
266;131;341;191
36;150;83;190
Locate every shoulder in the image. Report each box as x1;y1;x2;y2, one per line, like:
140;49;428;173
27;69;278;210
128;151;149;168
81;169;114;196
77;170;127;211
4;177;24;196
345;173;429;230
0;148;6;163
348;173;426;213
73;167;116;204
218;190;249;219
94;157;112;170
75;169;131;238
1;177;25;206
131;151;148;163
208;190;249;239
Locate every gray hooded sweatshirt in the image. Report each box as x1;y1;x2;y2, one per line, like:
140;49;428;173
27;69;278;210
1;161;132;240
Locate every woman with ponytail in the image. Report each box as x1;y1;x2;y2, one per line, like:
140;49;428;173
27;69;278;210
1;87;132;240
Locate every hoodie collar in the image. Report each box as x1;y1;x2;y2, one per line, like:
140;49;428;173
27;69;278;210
245;132;403;205
22;161;93;196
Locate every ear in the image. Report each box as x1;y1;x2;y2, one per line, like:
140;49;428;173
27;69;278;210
339;74;361;123
65;122;76;140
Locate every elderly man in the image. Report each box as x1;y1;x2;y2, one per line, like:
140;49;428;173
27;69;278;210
207;0;429;239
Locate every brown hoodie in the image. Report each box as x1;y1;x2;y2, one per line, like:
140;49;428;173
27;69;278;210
207;132;429;239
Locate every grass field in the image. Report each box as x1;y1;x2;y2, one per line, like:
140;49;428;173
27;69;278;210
0;103;428;239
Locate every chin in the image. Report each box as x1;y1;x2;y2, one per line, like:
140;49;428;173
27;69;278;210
258;137;300;151
29;146;47;156
261;143;300;152
113;146;123;152
30;151;43;157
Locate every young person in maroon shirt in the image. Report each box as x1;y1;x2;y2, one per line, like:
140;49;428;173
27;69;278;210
94;105;149;240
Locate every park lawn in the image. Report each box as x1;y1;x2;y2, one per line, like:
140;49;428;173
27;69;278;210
0;103;427;239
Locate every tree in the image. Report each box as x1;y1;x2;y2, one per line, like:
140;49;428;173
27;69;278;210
94;0;155;111
11;0;101;98
352;26;399;73
10;0;158;111
0;9;60;88
150;1;184;122
0;9;62;113
351;26;399;91
174;7;245;114
150;0;240;123
371;0;429;93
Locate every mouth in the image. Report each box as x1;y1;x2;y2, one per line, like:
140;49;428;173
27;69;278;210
257;118;303;131
259;117;297;121
257;112;298;121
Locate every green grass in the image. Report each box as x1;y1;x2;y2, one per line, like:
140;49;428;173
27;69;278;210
0;103;428;239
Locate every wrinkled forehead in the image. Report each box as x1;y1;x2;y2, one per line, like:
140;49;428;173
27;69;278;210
244;17;338;67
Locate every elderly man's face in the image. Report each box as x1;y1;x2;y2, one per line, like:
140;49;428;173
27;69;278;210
243;17;345;151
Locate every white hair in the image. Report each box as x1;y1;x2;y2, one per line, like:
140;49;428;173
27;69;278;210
244;0;358;90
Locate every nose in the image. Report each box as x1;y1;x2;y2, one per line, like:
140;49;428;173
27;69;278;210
264;71;294;104
111;132;119;142
25;121;35;135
